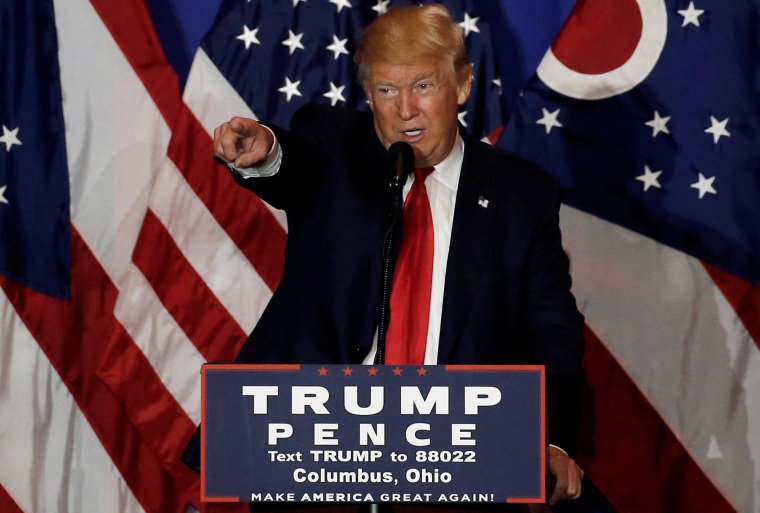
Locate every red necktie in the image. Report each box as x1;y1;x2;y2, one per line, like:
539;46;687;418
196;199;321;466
385;166;435;365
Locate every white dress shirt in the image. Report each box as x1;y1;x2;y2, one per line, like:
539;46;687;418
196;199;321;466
364;135;464;365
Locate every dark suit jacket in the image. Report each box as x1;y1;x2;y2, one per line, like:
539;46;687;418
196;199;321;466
230;104;585;454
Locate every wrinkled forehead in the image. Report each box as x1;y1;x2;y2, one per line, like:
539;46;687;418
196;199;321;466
364;59;455;87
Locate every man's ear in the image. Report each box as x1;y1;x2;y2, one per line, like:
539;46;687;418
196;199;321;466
457;82;472;106
457;65;473;105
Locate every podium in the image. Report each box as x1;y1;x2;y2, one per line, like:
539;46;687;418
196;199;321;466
201;364;547;505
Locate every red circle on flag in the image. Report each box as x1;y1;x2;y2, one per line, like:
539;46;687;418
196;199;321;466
537;0;666;100
551;0;643;74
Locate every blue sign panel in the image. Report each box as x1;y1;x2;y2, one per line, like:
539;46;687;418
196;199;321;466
202;364;545;504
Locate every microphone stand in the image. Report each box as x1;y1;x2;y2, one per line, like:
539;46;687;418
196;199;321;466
375;142;412;365
375;156;407;365
363;220;396;506
361;504;391;513
361;145;411;513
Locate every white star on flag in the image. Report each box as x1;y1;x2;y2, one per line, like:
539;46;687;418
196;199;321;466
691;172;716;199
493;78;502;94
458;111;468;127
292;0;306;6
278;77;302;102
705;116;730;143
459;13;480;37
329;0;352;13
0;125;22;152
636;165;663;191
0;185;7;204
282;30;305;55
678;2;705;27
236;25;260;49
323;82;346;106
645;111;671;137
371;0;390;15
536;108;562;134
326;35;349;60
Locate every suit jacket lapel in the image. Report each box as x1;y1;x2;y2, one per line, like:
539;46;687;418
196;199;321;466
437;138;498;363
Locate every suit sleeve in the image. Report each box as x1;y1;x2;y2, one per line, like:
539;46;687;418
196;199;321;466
226;105;327;213
524;177;585;456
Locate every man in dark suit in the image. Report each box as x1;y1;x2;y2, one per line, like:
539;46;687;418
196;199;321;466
212;3;585;507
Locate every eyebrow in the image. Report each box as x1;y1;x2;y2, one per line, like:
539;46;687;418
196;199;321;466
410;71;436;83
371;71;438;88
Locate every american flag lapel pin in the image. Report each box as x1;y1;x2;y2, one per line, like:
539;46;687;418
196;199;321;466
478;196;489;208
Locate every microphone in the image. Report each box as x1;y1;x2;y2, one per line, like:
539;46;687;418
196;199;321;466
387;141;414;217
376;141;414;366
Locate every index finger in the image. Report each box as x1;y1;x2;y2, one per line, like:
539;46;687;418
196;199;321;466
228;116;261;137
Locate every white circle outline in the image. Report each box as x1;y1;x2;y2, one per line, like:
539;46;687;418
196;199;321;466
537;0;668;100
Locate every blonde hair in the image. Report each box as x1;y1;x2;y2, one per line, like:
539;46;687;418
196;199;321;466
354;4;472;87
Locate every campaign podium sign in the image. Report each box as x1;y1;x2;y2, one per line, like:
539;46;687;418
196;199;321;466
201;364;546;504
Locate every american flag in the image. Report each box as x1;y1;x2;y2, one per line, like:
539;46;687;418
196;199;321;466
0;1;756;513
502;1;760;512
196;0;506;139
0;0;512;511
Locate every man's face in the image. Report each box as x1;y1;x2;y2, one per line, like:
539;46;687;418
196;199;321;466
365;60;471;168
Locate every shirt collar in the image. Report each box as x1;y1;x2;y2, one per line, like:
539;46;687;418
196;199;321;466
428;133;464;193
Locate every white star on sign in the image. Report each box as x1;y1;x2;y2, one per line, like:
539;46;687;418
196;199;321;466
0;185;7;204
0;125;22;152
536;108;562;134
329;0;352;13
282;30;305;55
645;111;670;137
278;77;302;102
705;116;730;143
636;165;663;191
678;2;705;27
236;25;260;49
691;172;716;199
323;82;347;106
459;13;480;37
371;0;390;15
326;35;349;60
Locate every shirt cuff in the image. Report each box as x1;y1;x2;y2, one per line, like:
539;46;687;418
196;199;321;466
226;125;282;178
549;444;568;457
